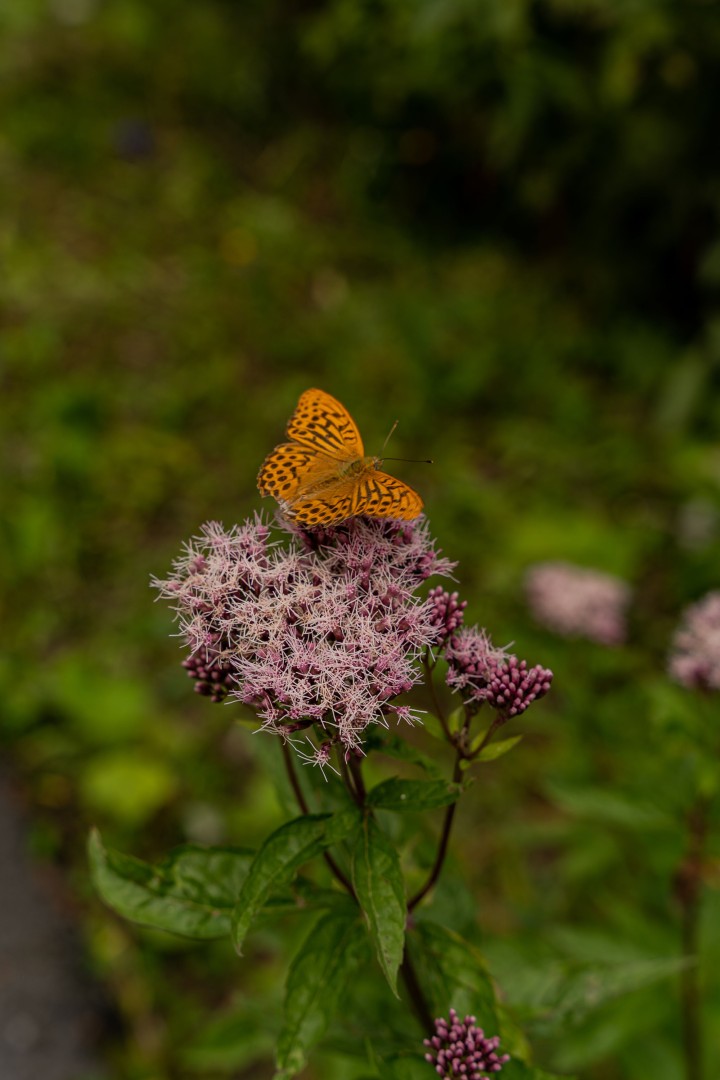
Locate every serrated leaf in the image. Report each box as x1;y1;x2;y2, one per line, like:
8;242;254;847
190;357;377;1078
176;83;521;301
367;778;461;812
231;810;359;954
89;829;254;939
276;907;363;1077
471;734;523;761
351;818;406;996
408;921;499;1030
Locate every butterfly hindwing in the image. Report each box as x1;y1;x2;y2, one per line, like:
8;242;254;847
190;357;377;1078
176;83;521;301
289;492;356;527
351;471;424;520
287;388;364;458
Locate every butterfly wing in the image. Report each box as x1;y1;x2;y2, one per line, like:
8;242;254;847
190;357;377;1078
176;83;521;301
287;490;356;528
286;388;364;459
351;470;423;520
289;469;423;526
257;442;329;501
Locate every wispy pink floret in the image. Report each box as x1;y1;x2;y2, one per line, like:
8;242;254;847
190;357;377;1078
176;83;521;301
445;627;553;719
424;1008;509;1078
154;515;453;757
525;561;631;645
669;591;720;690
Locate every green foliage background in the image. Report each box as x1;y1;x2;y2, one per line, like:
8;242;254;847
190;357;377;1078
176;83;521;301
2;0;720;1077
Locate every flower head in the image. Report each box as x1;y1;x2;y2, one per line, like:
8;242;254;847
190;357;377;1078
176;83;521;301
155;515;453;757
445;626;553;720
525;561;631;645
424;1009;509;1078
669;591;720;690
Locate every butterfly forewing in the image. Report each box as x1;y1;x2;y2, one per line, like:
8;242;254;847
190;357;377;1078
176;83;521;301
257;443;326;500
287;388;364;458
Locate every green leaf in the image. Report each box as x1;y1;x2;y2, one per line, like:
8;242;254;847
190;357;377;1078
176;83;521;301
470;734;524;761
447;705;465;734
367;778;461;812
545;782;670;829
420;713;445;741
276;907;364;1077
181;1002;276;1072
378;1055;432;1079
81;749;178;825
408;921;499;1030
231;810;358;954
89;829;254;939
351;817;406;997
369;732;443;777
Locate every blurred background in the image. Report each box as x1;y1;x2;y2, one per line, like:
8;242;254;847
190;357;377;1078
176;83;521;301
2;1;720;1077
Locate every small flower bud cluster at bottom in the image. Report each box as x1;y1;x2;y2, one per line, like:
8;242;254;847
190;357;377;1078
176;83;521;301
424;1009;509;1078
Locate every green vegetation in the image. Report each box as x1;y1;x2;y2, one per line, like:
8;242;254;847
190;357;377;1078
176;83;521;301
2;1;720;1077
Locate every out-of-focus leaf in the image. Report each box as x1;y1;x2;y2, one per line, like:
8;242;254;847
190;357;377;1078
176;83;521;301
408;921;498;1031
80;749;178;825
545;781;671;829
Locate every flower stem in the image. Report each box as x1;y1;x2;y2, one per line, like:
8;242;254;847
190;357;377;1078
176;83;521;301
400;946;435;1035
424;649;450;738
281;740;356;900
676;798;709;1080
281;738;310;815
408;754;463;911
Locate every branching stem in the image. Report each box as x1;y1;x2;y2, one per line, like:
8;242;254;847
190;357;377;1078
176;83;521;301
280;740;356;899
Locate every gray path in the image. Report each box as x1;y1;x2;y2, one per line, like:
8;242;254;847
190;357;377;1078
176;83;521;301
0;772;106;1080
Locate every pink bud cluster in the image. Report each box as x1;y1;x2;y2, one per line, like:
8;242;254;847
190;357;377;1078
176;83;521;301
445;627;553;719
156;515;454;755
427;586;467;644
424;1009;509;1078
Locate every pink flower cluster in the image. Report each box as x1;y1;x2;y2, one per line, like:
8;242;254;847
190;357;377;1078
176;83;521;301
445;627;553;719
669;591;720;690
155;515;454;755
424;1009;509;1078
525;561;631;645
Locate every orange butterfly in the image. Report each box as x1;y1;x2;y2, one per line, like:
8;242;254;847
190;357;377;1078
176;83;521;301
257;388;424;527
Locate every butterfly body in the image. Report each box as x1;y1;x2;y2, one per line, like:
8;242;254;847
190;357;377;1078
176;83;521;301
257;389;422;528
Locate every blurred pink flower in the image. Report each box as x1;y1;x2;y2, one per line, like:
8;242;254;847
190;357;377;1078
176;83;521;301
669;591;720;690
525;561;631;645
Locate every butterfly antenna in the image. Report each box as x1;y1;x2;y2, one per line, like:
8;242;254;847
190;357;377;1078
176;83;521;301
383;457;434;464
382;420;399;453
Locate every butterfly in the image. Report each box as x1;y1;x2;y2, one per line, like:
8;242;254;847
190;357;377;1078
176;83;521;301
257;388;424;527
